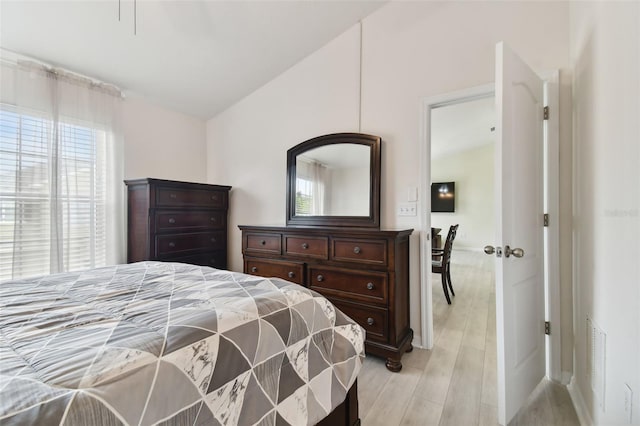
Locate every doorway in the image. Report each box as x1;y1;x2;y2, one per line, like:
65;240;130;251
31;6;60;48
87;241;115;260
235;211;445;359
429;95;496;344
419;83;496;349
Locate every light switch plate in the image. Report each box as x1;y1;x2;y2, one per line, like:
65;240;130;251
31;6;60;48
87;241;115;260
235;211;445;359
398;202;417;216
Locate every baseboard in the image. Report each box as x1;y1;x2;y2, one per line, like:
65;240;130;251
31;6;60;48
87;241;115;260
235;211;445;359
412;335;424;349
567;376;593;426
561;371;573;385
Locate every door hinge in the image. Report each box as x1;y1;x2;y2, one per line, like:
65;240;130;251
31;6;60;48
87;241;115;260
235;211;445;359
545;321;551;335
543;213;549;227
543;106;549;120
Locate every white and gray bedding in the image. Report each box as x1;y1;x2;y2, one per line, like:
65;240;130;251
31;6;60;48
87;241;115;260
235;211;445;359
0;262;365;425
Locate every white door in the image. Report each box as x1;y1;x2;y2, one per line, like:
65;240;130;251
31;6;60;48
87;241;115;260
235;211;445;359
492;42;546;425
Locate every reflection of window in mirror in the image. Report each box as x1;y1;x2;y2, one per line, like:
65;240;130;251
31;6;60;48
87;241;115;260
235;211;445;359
296;157;328;215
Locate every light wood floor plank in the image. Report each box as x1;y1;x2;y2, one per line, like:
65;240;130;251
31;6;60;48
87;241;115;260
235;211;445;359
439;344;485;426
362;364;422;426
543;378;581;425
402;344;433;371
400;395;443;426
478;402;498;426
358;356;393;415
413;344;458;405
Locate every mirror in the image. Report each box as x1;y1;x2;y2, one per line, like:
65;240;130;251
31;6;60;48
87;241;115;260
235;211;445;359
286;133;381;228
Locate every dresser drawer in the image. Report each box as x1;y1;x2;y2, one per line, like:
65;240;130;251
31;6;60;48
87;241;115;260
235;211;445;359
169;251;227;269
155;186;227;208
332;238;387;265
284;235;328;259
154;210;225;233
332;300;388;342
245;233;281;255
156;231;225;256
308;266;388;305
244;258;304;285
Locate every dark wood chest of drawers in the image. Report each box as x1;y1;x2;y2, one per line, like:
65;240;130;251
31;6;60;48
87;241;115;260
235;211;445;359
125;178;231;269
239;225;413;371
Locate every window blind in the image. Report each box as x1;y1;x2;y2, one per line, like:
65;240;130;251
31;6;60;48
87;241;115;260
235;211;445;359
0;105;108;281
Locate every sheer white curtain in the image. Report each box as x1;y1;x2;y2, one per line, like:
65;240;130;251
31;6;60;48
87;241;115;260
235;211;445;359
0;54;125;280
297;157;328;215
308;160;328;215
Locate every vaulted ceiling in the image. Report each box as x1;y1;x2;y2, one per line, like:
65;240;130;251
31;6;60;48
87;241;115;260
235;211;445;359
1;1;385;118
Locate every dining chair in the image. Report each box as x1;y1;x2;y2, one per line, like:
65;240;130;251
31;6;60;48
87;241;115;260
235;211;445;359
432;224;459;304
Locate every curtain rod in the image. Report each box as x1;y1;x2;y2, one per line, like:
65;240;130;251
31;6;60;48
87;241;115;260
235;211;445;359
0;48;125;99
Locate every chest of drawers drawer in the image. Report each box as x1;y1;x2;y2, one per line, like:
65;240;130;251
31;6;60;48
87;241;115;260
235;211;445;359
308;266;388;305
284;235;328;259
244;233;282;255
156;231;225;256
331;238;387;265
155;186;227;208
170;251;227;270
244;258;304;285
153;210;225;233
332;300;388;342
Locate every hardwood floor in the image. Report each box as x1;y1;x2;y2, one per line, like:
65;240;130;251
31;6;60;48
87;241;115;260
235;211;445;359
357;250;579;426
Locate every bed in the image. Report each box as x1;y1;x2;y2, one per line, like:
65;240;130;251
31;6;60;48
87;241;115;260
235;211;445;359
0;261;364;425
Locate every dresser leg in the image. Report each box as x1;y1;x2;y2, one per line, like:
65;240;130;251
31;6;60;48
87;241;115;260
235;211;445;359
406;343;414;353
385;357;403;372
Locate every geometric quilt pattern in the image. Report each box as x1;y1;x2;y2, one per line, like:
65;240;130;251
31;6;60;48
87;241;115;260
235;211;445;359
0;261;365;425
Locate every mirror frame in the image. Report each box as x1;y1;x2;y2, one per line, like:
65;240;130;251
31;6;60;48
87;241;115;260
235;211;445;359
286;133;381;228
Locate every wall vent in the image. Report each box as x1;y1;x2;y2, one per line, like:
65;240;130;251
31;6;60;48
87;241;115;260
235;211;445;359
587;316;607;411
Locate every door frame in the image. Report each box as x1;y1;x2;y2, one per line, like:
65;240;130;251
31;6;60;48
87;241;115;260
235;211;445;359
418;76;561;382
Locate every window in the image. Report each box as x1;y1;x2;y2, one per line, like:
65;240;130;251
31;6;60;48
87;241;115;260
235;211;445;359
0;105;108;281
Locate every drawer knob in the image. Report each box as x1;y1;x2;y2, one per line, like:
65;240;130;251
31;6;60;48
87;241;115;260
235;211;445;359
211;238;217;243
169;193;177;199
168;242;176;248
260;240;266;245
366;282;374;290
288;271;295;278
367;317;375;326
210;217;216;222
251;266;258;273
353;246;361;254
316;275;324;282
301;243;309;249
168;217;176;224
211;195;218;201
210;259;216;264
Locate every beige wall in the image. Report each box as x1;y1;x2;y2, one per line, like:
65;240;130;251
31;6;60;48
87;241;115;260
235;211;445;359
570;2;639;424
123;95;207;183
431;144;494;251
207;2;572;356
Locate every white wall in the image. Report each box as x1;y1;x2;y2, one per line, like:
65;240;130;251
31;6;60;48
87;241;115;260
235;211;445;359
570;2;639;424
432;143;494;251
123;95;207;182
207;1;571;354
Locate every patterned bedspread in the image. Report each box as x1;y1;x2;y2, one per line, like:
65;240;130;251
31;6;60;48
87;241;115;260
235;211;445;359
0;262;365;425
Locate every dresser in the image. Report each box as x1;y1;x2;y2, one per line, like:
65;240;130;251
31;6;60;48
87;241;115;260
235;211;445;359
239;225;413;372
125;178;231;269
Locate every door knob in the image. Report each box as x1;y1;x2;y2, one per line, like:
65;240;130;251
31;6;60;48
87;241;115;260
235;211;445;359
504;245;525;258
484;245;503;258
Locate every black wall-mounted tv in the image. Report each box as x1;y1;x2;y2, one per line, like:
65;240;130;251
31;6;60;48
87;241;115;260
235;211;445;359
431;182;455;212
